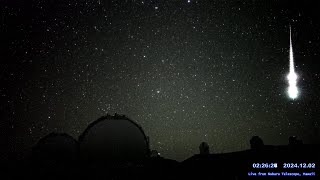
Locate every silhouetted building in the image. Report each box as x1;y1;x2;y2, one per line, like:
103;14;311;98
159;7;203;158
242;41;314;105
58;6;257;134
289;136;303;145
31;133;79;167
150;150;160;158
30;133;79;178
199;142;210;154
250;136;264;150
78;114;150;165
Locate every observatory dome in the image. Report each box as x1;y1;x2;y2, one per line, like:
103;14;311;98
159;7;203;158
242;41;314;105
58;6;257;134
32;133;79;166
79;114;150;164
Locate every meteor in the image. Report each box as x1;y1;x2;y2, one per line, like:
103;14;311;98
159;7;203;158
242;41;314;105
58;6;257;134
287;26;299;99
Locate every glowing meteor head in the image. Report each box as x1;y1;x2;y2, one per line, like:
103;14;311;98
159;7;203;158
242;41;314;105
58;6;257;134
287;72;298;87
288;85;298;99
287;72;299;99
287;72;297;81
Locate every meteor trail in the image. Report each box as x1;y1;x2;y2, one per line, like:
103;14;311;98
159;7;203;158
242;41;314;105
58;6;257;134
287;26;299;99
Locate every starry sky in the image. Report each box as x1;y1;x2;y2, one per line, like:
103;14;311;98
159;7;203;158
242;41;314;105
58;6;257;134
2;0;320;161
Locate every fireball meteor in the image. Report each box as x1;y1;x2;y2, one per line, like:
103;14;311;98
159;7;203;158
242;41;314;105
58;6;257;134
287;26;298;99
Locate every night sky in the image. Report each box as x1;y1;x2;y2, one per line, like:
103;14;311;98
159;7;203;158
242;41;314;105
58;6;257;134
2;0;320;161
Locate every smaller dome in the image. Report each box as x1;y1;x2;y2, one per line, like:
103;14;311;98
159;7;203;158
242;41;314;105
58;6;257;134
32;133;79;166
